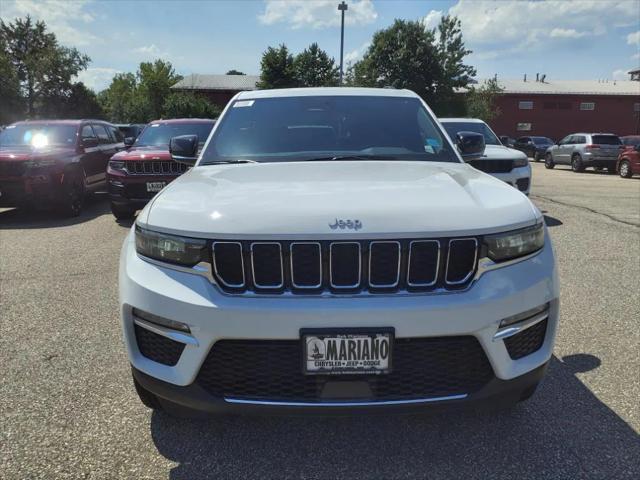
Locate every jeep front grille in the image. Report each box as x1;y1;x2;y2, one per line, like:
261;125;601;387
125;160;188;175
468;159;514;173
211;238;479;295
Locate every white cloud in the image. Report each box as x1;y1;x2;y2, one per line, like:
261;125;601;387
421;10;442;30
549;28;588;39
612;69;630;81
344;41;370;64
75;67;120;91
632;53;640;61
0;0;97;46
627;31;640;46
259;0;377;29
448;0;637;55
134;44;164;56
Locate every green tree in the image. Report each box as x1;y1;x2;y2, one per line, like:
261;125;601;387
293;43;339;87
98;72;139;122
43;82;103;119
0;16;89;117
226;69;245;75
257;44;296;89
0;48;22;123
466;77;504;122
137;59;182;120
162;92;221;119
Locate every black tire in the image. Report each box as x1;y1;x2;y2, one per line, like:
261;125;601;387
110;203;136;220
133;375;162;410
544;153;555;169
518;382;539;402
571;154;585;173
619;160;632;178
58;171;85;217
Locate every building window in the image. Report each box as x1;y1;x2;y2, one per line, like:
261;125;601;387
580;102;595;111
518;101;533;110
634;103;640;112
517;123;532;131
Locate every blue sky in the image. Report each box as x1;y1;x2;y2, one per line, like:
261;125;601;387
1;0;638;91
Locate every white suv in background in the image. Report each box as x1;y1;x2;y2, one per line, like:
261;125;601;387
440;118;531;195
120;88;558;416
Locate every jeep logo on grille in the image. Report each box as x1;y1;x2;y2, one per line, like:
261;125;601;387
329;218;362;230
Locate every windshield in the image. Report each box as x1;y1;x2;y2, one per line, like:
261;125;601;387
0;124;78;148
622;137;640;147
136;122;214;147
200;96;458;164
532;137;553;145
441;121;501;146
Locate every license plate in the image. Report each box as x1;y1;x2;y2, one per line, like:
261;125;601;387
302;330;393;375
146;182;166;192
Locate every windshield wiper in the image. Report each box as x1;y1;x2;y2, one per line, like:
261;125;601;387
201;159;257;165
303;154;397;162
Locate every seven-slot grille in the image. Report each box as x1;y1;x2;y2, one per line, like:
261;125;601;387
468;159;514;173
0;161;27;176
125;160;187;175
211;238;479;295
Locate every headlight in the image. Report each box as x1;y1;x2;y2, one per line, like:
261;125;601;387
484;223;544;262
513;157;529;168
109;160;126;170
135;225;207;266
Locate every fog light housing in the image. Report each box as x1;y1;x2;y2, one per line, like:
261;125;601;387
132;308;190;333
499;303;549;328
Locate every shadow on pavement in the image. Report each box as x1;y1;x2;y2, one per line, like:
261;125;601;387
149;354;640;479
0;191;111;229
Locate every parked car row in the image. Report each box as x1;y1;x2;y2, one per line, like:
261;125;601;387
505;132;639;179
0;118;215;217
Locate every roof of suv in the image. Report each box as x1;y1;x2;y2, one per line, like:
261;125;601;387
439;118;485;123
148;118;215;124
570;133;618;136
237;87;419;100
10;119;110;126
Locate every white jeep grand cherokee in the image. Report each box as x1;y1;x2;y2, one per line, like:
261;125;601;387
120;88;559;415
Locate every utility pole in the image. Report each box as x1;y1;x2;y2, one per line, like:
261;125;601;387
338;1;348;84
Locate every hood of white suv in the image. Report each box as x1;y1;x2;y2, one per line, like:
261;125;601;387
482;145;528;160
140;161;539;238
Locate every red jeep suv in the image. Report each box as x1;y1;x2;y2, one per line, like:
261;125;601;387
0;120;124;216
617;136;640;178
106;118;215;219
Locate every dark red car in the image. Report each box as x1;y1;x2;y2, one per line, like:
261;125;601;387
0;120;124;216
617;135;640;178
106;118;215;219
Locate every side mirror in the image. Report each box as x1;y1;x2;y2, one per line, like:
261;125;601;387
124;136;135;147
170;135;198;165
82;137;99;149
456;131;485;161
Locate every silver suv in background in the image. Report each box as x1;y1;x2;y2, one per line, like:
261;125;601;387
544;133;622;173
440;118;531;195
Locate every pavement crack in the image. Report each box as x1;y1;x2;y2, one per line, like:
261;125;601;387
532;194;640;228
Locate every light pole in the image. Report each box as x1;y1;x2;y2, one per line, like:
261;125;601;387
338;1;348;84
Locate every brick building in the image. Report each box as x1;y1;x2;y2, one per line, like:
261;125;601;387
486;76;640;141
171;74;259;108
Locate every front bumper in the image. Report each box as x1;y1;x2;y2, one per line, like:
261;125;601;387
119;226;559;412
107;170;179;208
0;174;63;207
489;165;531;195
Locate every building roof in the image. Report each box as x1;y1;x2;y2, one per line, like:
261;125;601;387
172;74;259;91
483;79;640;96
237;87;419;100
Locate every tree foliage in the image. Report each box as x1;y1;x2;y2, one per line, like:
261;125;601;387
465;78;504;122
0;48;22;124
162;93;222;119
0;16;90;118
293;43;339;87
349;16;476;115
226;69;245;75
137;60;182;120
257;44;296;89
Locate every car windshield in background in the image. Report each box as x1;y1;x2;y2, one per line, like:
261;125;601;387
0;124;77;147
532;137;553;145
592;135;621;145
622;137;640;146
200;96;458;164
441;122;501;146
136;123;214;147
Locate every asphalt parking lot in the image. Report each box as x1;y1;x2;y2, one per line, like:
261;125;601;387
1;161;639;479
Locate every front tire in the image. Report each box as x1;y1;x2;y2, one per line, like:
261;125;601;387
571;154;585;173
544;154;555;169
619;160;632;178
111;203;136;220
58;172;85;217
